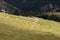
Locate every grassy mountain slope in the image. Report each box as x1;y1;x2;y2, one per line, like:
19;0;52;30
0;12;60;40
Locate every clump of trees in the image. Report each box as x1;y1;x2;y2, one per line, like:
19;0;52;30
48;13;60;22
6;8;60;22
40;12;60;22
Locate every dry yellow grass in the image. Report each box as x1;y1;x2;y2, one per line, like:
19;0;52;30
0;12;60;40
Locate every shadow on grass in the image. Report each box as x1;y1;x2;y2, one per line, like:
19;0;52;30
19;30;60;40
0;23;60;40
0;29;60;40
32;32;60;40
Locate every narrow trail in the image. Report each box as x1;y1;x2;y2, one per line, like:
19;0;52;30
34;17;39;23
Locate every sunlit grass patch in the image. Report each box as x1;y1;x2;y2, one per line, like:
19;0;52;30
0;13;60;40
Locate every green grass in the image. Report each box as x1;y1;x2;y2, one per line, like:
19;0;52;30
0;12;60;40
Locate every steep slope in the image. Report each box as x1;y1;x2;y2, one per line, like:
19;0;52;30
0;12;60;40
5;0;60;11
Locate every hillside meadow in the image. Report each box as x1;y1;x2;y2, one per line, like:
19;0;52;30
0;12;60;40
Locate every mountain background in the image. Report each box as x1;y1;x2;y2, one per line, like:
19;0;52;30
0;0;60;22
5;0;60;11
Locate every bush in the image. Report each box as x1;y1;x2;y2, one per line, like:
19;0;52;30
41;12;60;22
